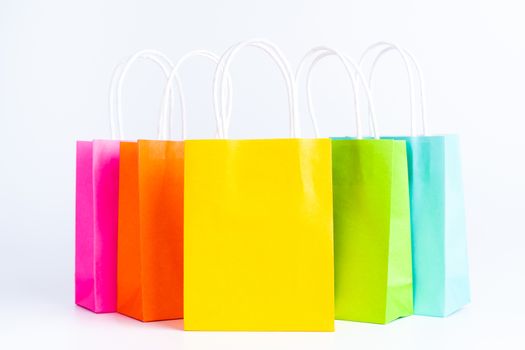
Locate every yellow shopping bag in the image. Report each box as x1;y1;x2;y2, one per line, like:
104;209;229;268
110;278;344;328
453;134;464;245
184;40;334;331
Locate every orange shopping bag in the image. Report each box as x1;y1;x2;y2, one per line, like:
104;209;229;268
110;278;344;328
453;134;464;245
117;49;226;321
118;141;184;321
115;50;184;321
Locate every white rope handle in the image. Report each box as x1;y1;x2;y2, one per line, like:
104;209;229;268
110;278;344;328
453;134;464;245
159;50;232;140
109;49;179;140
109;58;174;139
296;46;379;139
213;39;299;139
359;42;427;136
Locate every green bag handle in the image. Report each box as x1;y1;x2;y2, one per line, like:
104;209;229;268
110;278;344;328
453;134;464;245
296;46;379;140
359;42;428;137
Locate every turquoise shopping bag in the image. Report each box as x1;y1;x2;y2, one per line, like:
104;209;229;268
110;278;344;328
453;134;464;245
387;135;470;316
361;42;470;316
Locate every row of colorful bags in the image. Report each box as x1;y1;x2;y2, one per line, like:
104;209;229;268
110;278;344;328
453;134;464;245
75;39;470;331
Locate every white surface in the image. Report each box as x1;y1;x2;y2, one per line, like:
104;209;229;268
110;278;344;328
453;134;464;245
1;0;524;349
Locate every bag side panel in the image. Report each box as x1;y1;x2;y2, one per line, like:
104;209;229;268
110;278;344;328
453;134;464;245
443;135;471;315
117;142;143;320
385;140;413;323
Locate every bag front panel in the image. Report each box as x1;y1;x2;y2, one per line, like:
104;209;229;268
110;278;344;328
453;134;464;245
333;139;395;324
184;138;334;331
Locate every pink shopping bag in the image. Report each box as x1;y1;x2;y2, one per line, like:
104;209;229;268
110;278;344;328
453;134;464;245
75;50;175;313
75;140;120;312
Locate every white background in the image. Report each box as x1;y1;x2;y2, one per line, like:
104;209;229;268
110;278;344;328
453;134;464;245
1;0;524;349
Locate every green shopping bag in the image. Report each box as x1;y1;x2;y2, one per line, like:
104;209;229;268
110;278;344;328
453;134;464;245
297;46;413;324
331;139;412;323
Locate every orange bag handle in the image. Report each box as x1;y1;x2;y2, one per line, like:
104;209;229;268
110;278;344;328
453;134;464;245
159;50;232;140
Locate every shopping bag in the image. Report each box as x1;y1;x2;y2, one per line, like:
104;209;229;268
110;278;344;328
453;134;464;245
360;42;470;316
332;139;413;323
75;49;175;314
118;141;184;321
117;50;228;321
114;50;186;322
399;135;470;316
297;46;413;324
75;140;120;313
183;40;335;331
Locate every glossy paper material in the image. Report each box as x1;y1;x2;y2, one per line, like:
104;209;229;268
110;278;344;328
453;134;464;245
75;140;120;313
184;139;334;331
333;139;413;324
117;140;184;322
385;135;470;316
